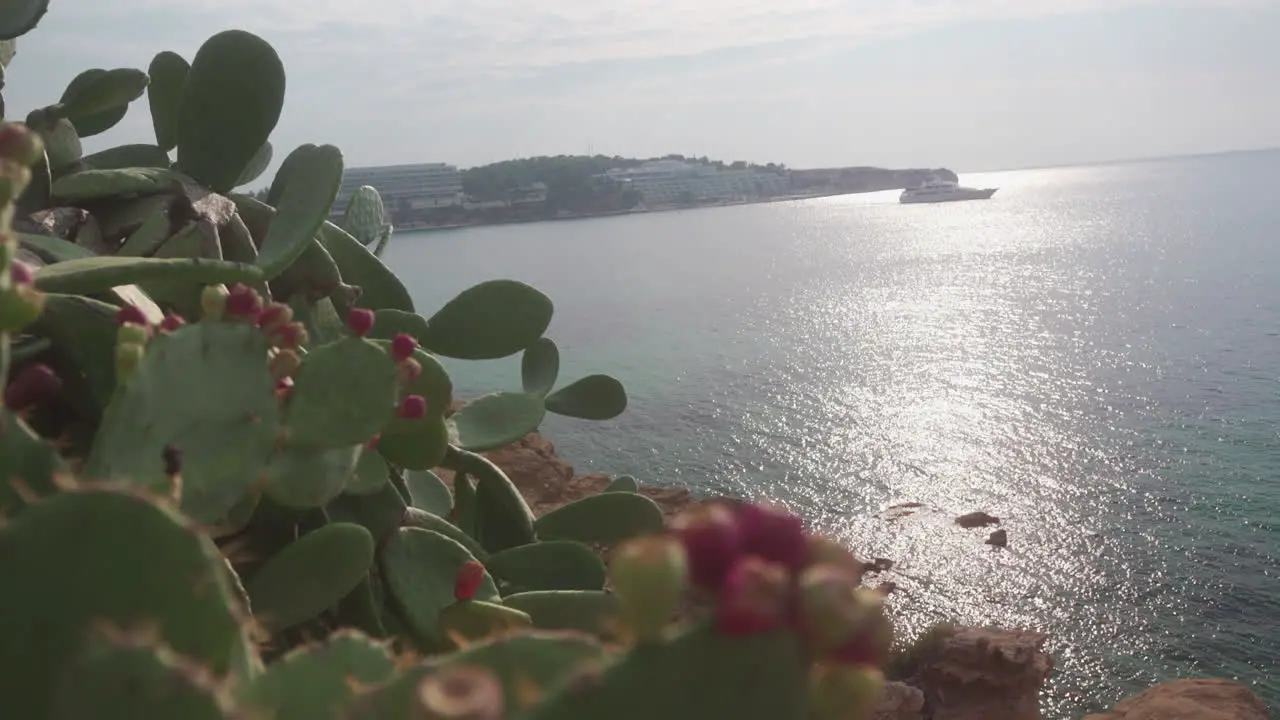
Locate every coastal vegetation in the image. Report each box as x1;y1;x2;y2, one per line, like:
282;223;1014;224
0;4;895;719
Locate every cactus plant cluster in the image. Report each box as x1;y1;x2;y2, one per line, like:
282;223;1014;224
0;3;897;719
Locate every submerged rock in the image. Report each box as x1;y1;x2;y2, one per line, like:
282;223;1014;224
1082;679;1268;720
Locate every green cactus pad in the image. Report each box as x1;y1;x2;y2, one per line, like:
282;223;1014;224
604;475;640;493
450;391;546;452
346;446;389;495
270;239;343;304
438;599;532;645
57;67;148;137
18;231;95;261
80;143;172;170
379;527;499;648
420;279;553;360
401;507;487;560
316;221;415;312
526;623;809;720
522;337;560;396
51;165;185;201
0;487;254;718
240;630;395;720
533;492;665;545
32;293;119;412
501;591;620;636
545;374;628;420
255;145;343;279
370;339;451;420
265;142;315;207
39;116;82;171
486;541;607;592
176;30;285;192
264;442;361;509
246;522;375;633
368;308;428;343
0;407;66;512
325;481;407;546
444;448;536;552
0;0;47;40
335;575;388;639
403;469;452;516
50;627;233;720
237;141;273;188
85;322;280;524
222;213;259;264
451;471;479;538
285;336;397;448
375;413;449;471
146;50;189;152
339;185;387;246
342;631;608;718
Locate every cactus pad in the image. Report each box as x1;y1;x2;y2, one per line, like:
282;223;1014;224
345;446;389;495
486;541;607;592
239;630;396;720
85;322;280;524
533;492;665;545
420;279;553;360
438;599;533;645
57;67;149;137
339;185;387;246
0;487;254;718
0;407;66;511
544;373;628;420
325;481;408;546
401;507;487;560
0;0;48;40
379;527;499;649
402;468;452;516
375;412;449;471
33;255;263;295
604;475;640;493
521;337;560;396
255;144;343;279
501;591;620;637
316;221;414;312
246;522;375;633
146;50;189;152
284;336;397;448
450;391;546;452
447;448;537;552
263;442;361;509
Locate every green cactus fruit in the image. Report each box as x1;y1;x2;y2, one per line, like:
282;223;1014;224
245;523;375;634
0;406;65;512
38;116;82;171
375;412;449;471
236;141;273;188
264;442;361;508
449;391;546;452
34;256;261;296
341;632;609;719
239;630;395;720
526;622;809;720
401;507;487;560
255;145;343;280
146;50;189;153
438;599;532;645
325;480;408;546
57;67;149;137
176;30;285;193
604;475;640;493
32;293;120;412
0;0;47;40
403;468;452;516
500;591;620;637
609;535;688;643
0;487;255;718
420;279;553;360
445;448;536;552
378;527;500;649
486;541;607;592
521;337;560;396
50;626;234;720
533;492;665;545
79;143;171;170
346;445;390;494
545;374;628;420
339;185;387;246
809;665;885;720
85;322;280;524
284;336;397;448
335;575;389;639
315;220;414;312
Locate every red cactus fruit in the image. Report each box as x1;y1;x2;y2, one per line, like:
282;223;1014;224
670;503;743;592
257;302;293;332
3;363;62;411
737;501;809;572
158;314;187;333
716;556;790;636
115;304;148;328
224;284;263;321
390;332;418;361
269;322;308;350
396;357;423;385
827;588;894;666
397;394;427;419
274;376;294;400
269;349;302;379
346;307;375;337
363;434;381;450
9;259;33;285
454;560;486;601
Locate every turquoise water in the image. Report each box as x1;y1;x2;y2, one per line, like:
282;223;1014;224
383;150;1280;718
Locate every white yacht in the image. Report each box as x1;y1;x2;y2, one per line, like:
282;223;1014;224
899;175;997;204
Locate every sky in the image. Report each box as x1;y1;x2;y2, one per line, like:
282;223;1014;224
3;0;1279;175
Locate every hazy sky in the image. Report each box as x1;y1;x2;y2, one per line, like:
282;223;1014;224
4;0;1278;174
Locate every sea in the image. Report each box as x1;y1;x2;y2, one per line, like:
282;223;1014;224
383;149;1280;718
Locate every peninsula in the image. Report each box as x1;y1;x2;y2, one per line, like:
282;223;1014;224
301;155;959;231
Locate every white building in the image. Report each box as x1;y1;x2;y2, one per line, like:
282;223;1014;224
602;160;788;204
331;162;464;216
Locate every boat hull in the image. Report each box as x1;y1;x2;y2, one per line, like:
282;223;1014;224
899;188;998;204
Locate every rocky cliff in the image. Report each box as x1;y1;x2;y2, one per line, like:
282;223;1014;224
432;418;1268;720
